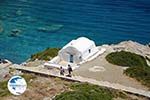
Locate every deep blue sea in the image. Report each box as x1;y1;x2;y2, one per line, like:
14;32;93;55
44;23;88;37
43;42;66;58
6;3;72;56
0;0;150;63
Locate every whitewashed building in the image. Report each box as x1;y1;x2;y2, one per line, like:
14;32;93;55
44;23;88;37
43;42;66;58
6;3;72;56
44;37;106;70
58;37;98;64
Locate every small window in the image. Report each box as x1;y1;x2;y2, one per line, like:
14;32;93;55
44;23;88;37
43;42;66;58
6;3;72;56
89;49;91;53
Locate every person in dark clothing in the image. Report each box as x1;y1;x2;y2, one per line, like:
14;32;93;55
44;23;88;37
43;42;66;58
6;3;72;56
60;66;65;75
67;64;73;77
0;58;1;61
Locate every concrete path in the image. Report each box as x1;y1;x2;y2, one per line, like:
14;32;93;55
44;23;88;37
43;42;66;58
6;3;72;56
74;76;150;98
10;65;150;98
0;63;12;81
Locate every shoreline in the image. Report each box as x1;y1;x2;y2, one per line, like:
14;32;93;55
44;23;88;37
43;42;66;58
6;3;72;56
0;40;150;99
1;40;150;83
1;40;150;65
1;40;150;81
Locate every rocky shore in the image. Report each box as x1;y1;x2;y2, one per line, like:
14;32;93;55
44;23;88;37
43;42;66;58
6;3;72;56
1;40;149;80
0;40;149;100
101;40;150;59
0;60;12;81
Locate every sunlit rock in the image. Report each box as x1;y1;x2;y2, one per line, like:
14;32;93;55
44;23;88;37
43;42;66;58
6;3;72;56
11;29;21;34
9;29;21;37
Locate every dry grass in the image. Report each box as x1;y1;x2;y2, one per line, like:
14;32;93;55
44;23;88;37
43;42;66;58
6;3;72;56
0;73;149;100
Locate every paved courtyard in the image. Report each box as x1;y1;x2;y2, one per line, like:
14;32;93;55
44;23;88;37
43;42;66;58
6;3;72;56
73;48;148;90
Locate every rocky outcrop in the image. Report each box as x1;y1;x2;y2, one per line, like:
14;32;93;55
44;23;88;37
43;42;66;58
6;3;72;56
111;40;150;59
148;43;150;47
9;29;21;37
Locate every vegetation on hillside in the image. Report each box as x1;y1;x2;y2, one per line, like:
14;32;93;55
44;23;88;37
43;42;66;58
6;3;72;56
30;48;60;61
106;51;150;89
0;73;147;99
124;66;150;88
21;74;37;84
106;51;148;67
0;80;10;97
0;74;36;97
53;83;129;100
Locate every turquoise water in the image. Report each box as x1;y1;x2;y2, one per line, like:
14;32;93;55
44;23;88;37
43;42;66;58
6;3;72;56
0;0;150;63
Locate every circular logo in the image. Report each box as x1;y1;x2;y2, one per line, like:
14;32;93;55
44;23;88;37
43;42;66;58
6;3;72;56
7;75;27;95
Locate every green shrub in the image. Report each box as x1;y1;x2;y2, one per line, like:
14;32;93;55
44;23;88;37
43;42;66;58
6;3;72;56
106;51;150;89
30;48;60;61
124;66;150;88
21;74;36;83
106;51;148;67
53;83;127;100
0;80;11;97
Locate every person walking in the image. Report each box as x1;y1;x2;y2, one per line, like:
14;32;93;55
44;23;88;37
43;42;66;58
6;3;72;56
67;64;72;77
60;66;65;75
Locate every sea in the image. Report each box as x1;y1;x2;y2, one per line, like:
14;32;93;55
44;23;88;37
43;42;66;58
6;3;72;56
0;0;150;63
